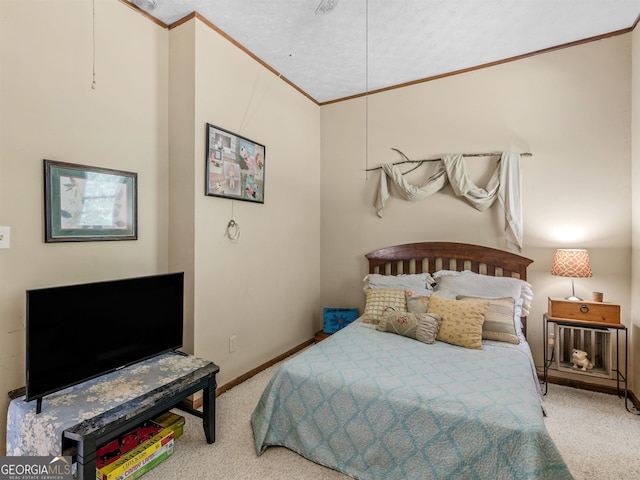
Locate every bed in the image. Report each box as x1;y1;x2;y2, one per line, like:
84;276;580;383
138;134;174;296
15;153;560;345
251;242;573;480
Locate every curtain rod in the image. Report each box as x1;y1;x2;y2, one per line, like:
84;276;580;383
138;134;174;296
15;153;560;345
365;148;533;172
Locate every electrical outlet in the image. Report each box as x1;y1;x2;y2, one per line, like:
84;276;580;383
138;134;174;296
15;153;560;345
0;226;10;249
229;335;237;353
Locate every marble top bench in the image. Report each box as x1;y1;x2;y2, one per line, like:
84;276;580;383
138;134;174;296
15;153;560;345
6;351;219;480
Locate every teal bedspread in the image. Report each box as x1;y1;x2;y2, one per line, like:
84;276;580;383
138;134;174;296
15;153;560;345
251;323;573;480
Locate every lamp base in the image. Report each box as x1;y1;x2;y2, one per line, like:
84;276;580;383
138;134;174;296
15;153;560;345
564;279;583;301
564;295;583;301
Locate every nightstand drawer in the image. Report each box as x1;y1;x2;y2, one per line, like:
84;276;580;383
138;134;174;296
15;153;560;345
548;297;620;325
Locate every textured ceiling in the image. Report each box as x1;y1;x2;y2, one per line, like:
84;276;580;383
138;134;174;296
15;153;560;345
128;0;640;104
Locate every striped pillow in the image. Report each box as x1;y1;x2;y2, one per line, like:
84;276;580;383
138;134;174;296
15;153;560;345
457;296;519;344
415;313;441;344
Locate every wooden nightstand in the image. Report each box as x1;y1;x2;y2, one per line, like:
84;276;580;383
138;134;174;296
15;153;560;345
314;330;331;343
547;297;621;326
543;297;627;401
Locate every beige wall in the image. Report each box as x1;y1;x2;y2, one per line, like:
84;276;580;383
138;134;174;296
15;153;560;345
1;0;637;456
170;19;321;386
0;1;320;453
320;35;633;385
0;0;169;449
632;27;640;396
168;20;197;355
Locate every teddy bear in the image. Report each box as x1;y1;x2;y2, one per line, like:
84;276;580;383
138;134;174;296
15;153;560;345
571;348;594;371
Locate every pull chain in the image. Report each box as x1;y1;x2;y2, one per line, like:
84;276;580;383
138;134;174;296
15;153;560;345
91;0;96;89
226;201;240;243
226;219;240;243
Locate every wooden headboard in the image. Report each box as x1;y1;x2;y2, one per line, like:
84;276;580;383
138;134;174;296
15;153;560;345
365;242;534;334
365;242;532;280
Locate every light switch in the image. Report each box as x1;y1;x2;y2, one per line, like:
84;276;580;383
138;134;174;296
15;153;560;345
0;226;10;249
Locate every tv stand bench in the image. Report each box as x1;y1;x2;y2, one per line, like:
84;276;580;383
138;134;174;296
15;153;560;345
7;352;219;480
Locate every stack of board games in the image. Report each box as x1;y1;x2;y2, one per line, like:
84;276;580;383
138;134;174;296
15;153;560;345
95;412;185;480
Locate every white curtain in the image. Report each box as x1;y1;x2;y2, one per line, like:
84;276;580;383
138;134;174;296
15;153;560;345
375;152;523;249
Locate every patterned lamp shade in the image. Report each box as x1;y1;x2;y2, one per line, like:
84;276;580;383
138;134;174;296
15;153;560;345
551;249;592;301
551;249;593;278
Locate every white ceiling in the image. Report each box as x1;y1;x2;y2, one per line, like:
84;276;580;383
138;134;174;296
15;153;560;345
128;0;640;104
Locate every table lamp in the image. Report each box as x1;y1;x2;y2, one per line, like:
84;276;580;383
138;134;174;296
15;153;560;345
550;248;592;301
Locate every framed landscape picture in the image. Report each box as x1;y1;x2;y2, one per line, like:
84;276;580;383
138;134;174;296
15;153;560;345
44;160;137;242
205;123;265;203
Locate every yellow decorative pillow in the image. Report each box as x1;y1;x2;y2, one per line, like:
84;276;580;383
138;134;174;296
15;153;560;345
362;288;408;324
457;296;519;344
427;295;489;349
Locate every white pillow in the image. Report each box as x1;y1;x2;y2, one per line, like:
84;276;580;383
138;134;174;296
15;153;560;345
432;270;533;315
514;298;525;342
363;273;435;294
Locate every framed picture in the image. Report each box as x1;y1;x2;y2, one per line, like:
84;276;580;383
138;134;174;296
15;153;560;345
205;123;265;203
44;160;137;242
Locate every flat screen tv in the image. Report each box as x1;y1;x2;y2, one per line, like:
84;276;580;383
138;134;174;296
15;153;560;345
26;272;184;411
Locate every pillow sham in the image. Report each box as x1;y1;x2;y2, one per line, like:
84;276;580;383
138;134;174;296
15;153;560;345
427;295;489;349
514;298;525;342
363;273;435;294
362;288;408;324
432;270;533;315
406;289;431;313
377;311;442;345
457;295;519;344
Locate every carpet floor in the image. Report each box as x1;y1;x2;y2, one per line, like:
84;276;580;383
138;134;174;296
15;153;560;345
143;363;640;480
